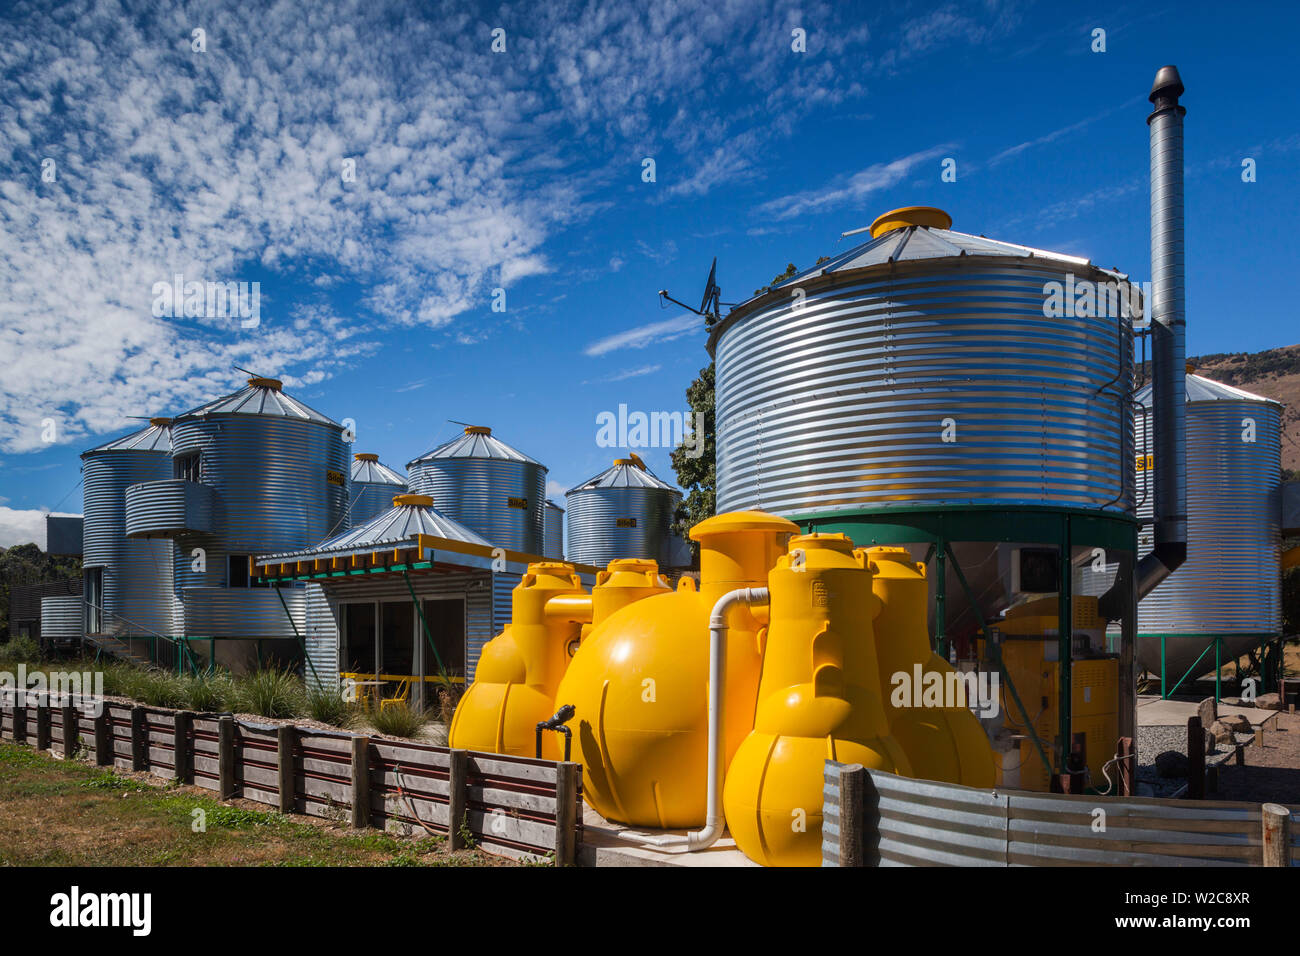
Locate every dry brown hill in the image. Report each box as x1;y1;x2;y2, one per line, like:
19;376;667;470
1188;344;1300;474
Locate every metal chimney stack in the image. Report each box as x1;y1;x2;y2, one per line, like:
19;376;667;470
1137;65;1188;598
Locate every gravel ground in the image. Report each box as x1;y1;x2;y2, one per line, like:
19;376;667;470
1215;712;1300;805
1138;721;1262;798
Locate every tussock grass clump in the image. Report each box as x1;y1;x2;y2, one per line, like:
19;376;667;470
305;685;358;728
231;666;305;718
181;673;235;712
370;702;427;738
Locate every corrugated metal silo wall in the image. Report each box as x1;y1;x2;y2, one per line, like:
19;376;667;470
1137;399;1282;634
170;415;347;638
543;503;564;559
565;486;680;568
349;480;405;528
408;458;545;553
302;572;498;690
82;452;174;636
40;595;85;643
713;260;1135;517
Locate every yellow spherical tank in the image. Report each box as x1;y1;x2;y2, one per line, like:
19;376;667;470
862;546;996;788
556;511;798;828
544;558;672;652
449;563;585;760
724;534;911;867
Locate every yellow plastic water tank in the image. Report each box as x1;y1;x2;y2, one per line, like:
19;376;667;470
863;547;996;789
724;534;910;867
556;511;797;828
449;563;585;759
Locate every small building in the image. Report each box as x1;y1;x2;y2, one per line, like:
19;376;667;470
252;494;595;710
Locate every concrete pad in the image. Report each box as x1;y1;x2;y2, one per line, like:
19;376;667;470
1138;694;1275;728
578;805;758;867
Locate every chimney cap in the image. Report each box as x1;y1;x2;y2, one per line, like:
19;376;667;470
1149;64;1184;102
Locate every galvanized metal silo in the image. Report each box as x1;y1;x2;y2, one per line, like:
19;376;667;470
406;426;546;554
543;499;565;560
168;377;348;651
1135;373;1283;683
349;453;407;528
565;457;681;568
40;594;87;650
710;204;1147;790
712;209;1135;518
80;419;174;638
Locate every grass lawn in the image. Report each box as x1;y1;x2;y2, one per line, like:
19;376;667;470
0;741;514;867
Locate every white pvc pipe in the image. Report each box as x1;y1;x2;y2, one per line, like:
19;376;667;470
616;586;770;851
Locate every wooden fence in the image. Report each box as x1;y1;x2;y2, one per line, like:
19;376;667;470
823;761;1298;867
0;693;580;864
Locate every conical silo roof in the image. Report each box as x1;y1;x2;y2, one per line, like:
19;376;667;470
569;456;680;493
1135;372;1283;407
350;453;406;485
81;418;173;457
259;493;491;563
174;377;339;425
406;426;542;468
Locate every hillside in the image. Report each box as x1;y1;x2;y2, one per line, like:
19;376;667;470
1187;344;1300;474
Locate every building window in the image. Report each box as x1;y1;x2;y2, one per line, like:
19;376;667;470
421;598;465;677
84;568;102;634
175;451;201;482
341;602;377;674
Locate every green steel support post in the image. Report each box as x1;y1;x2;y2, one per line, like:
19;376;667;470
402;569;449;685
1059;525;1072;779
275;587;322;687
934;539;947;660
945;542;1054;776
1215;637;1221;702
1161;636;1167;699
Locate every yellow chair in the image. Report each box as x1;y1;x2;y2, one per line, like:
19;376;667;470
379;678;411;712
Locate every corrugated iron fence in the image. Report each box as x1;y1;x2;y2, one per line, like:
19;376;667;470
0;692;580;864
823;761;1299;867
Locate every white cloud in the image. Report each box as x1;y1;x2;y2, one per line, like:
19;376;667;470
757;146;952;221
545;479;569;500
0;507;51;549
583;315;701;357
582;364;662;384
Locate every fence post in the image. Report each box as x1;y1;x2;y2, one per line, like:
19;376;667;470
218;716;236;799
838;764;867;867
277;725;295;814
1262;803;1291;867
1116;737;1134;796
14;703;28;745
60;705;77;758
350;735;370;829
447;749;468;849
554;761;578;866
131;706;147;771
93;708;110;765
1186;715;1204;800
35;704;51;751
174;711;193;784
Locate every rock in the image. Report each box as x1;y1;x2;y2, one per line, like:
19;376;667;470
1220;696;1247;707
1254;693;1282;711
1155;750;1189;778
1197;697;1217;728
1208;720;1237;745
1219;713;1252;733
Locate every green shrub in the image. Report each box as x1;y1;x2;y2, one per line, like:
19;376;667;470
137;669;188;708
370;702;428;738
232;666;305;718
0;635;42;664
305;685;358;727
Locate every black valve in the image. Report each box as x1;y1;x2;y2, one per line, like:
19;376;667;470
535;704;576;761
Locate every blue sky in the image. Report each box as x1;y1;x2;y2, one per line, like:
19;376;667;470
1;0;1298;546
